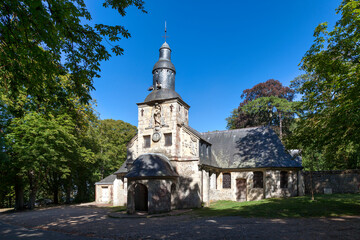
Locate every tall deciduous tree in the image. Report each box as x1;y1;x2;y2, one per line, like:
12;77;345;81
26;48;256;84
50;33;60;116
0;0;146;106
6;112;86;209
96;119;137;179
241;96;298;139
289;0;360;170
0;1;145;208
226;79;295;136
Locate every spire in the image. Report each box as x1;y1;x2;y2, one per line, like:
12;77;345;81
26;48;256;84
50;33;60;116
162;21;168;42
143;23;182;103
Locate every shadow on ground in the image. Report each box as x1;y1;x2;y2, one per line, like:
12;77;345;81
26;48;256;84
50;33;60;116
0;199;360;239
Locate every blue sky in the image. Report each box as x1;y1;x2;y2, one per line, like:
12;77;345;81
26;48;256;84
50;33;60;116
88;0;341;132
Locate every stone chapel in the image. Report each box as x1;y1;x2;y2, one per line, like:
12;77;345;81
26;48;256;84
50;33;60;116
95;41;304;214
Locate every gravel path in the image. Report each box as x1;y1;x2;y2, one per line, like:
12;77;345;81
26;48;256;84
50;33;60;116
0;220;104;240
1;205;359;239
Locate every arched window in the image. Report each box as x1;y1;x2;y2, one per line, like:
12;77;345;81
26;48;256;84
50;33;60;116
253;171;263;188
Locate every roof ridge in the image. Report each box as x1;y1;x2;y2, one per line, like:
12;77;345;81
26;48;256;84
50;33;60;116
201;126;266;134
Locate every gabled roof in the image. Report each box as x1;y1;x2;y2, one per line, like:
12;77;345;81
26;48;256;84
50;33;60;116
95;174;116;185
201;127;302;169
114;162;128;175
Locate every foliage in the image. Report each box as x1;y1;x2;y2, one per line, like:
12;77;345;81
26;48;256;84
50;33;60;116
192;194;360;218
0;0;144;208
240;79;294;103
96;119;137;179
0;0;146;106
5;112;87;208
241;96;298;139
226;79;296;138
288;0;360;170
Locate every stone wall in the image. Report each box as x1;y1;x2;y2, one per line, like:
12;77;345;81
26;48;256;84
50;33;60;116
95;184;113;204
112;176;127;206
208;169;301;202
171;160;202;209
303;170;360;194
135;100;192;161
127;179;174;214
264;170;298;198
202;170;210;206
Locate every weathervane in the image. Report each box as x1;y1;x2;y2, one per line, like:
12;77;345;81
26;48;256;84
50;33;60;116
162;21;168;42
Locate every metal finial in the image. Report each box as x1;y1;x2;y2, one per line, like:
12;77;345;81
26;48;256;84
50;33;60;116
162;21;168;42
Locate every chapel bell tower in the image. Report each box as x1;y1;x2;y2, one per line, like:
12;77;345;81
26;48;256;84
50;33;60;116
133;41;191;161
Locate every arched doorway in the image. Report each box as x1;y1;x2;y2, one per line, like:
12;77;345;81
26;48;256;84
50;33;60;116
134;184;148;211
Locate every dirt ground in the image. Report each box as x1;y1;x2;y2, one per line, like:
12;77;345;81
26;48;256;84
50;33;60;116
1;205;360;239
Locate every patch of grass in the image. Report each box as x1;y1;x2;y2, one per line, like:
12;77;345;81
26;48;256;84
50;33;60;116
110;206;127;212
193;194;360;218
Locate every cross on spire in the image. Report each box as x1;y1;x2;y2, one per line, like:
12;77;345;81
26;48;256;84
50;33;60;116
162;21;168;42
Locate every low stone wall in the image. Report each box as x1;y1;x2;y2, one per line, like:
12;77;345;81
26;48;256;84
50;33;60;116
303;170;360;194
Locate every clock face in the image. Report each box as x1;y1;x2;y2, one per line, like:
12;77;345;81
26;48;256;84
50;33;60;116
152;132;161;142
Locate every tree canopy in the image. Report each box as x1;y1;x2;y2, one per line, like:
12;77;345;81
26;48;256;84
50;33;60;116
226;79;296;138
0;0;144;209
0;0;146;106
95;119;137;179
287;0;360;170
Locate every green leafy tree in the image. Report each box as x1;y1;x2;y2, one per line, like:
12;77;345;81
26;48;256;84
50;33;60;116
0;0;146;106
241;96;298;139
290;0;360;170
0;0;145;208
0;73;100;207
226;79;295;138
6;112;86;209
96;119;137;179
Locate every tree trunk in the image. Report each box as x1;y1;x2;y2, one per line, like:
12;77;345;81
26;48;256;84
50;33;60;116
310;153;315;201
279;111;283;140
309;170;314;201
29;187;37;209
53;186;59;204
28;172;38;209
14;175;24;210
52;172;59;204
65;176;71;204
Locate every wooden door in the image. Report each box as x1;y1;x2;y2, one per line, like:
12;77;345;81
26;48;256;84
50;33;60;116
236;179;247;202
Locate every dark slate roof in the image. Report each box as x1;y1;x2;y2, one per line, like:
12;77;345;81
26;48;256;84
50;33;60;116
95;174;116;185
114;162;127;175
152;42;176;73
153;59;176;73
144;88;182;103
125;153;179;179
201;127;302;169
